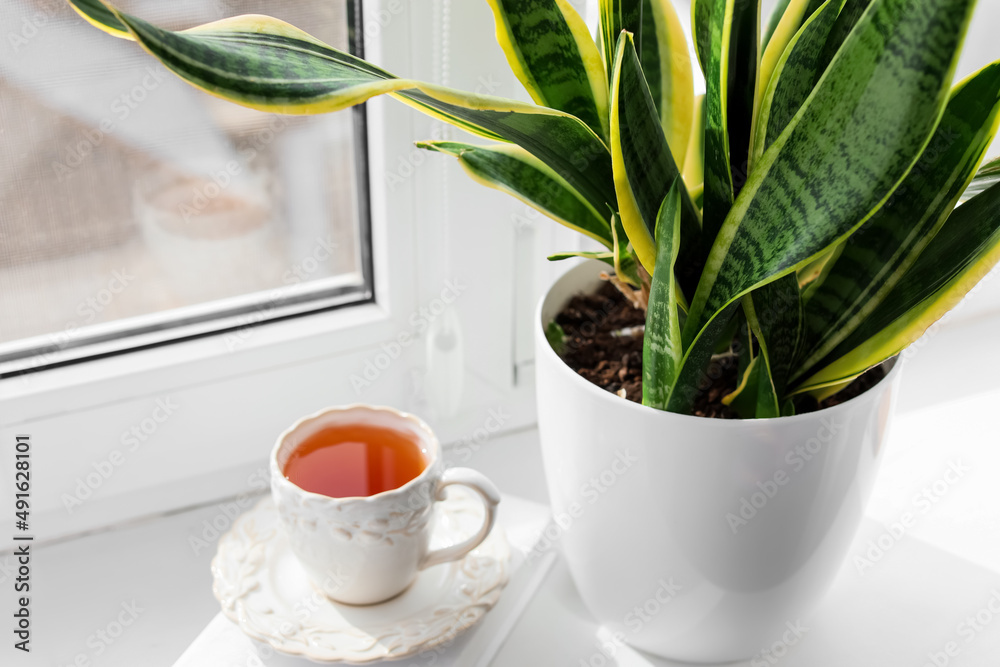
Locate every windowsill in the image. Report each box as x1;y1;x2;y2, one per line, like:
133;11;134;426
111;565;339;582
10;313;1000;666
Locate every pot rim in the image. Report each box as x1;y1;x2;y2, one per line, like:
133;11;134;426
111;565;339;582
535;261;901;426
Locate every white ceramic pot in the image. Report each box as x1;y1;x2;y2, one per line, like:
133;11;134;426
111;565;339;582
535;260;902;663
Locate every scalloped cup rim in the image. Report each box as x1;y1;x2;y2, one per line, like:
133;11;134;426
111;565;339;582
269;403;440;503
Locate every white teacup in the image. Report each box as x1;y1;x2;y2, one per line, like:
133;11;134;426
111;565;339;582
270;404;501;605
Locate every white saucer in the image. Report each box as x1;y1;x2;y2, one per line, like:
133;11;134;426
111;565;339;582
211;490;511;664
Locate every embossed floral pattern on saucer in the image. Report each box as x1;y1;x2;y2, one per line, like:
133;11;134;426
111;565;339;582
211;489;510;664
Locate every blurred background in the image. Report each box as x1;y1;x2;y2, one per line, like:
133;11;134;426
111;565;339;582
0;1;368;366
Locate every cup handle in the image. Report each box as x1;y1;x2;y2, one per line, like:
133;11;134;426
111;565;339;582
419;467;501;569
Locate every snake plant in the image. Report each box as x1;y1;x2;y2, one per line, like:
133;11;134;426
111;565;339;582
68;0;1000;417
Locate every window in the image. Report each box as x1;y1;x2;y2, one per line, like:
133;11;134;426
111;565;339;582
0;0;372;375
0;0;543;541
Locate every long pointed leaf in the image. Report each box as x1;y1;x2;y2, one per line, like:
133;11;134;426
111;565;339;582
701;0;735;245
684;0;976;344
600;0;695;165
643;183;685;409
611;213;643;286
641;0;696;166
754;358;782;418
548;251;615;263
665;303;740;414
68;0;129;38
486;0;610;139
417;141;613;247
600;0;643;76
67;1;618;215
683;94;707;193
965;155;1000;201
609;32;702;293
743;273;803;399
758;0;828;96
796;62;1000;376
798;180;1000;390
751;0;840;164
762;0;793;49
817;0;874;72
692;0;714;76
724;0;760;196
702;0;761;244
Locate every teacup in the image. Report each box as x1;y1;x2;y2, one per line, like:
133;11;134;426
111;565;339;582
270;404;501;605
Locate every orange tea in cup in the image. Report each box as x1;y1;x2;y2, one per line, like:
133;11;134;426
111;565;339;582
282;423;427;498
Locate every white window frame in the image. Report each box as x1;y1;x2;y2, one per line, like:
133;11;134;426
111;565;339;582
0;0;554;542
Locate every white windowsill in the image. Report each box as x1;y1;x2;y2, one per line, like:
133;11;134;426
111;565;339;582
5;312;1000;666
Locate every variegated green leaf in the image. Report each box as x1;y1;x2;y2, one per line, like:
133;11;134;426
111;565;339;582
754;357;781;418
548;222;642;285
817;0;874;71
702;0;761;244
641;0;695;166
665;303;740;414
743;273;802;399
965;155;1000;201
642;182;684;409
724;355;765;417
486;0;610;140
720;314;757;415
66;1;618;214
799;244;844;297
795;62;1000;377
691;0;714;75
418;141;613;247
600;0;642;76
609;32;701;293
758;0;829;98
684;0;976;346
762;0;793;49
67;0;129;38
600;0;695;165
751;0;840;164
611;213;643;286
798;180;1000;391
683;94;706;194
723;0;760;196
548;251;616;266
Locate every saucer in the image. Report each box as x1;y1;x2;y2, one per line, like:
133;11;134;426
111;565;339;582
211;489;511;664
